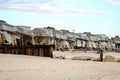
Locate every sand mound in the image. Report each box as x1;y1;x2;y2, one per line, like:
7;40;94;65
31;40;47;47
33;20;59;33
104;55;116;62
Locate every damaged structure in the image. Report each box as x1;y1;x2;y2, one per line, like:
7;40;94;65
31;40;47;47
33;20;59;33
16;25;33;45
52;29;67;51
0;20;53;58
0;20;119;54
62;30;77;51
112;36;120;52
0;20;20;46
76;33;89;51
33;27;54;45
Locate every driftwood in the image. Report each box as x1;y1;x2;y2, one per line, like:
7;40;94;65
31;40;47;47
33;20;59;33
71;56;92;60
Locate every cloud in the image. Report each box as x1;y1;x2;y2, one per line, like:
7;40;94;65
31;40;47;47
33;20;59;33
0;0;115;16
0;0;53;3
104;0;120;6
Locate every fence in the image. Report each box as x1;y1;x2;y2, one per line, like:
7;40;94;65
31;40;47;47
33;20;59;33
0;45;53;58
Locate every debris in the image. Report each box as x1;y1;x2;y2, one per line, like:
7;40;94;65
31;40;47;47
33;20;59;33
71;56;92;61
104;55;116;62
92;57;100;61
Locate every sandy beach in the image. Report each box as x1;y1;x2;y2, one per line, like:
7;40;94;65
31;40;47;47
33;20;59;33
0;51;120;80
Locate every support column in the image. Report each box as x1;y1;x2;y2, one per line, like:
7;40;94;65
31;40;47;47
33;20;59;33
32;33;35;45
11;34;15;46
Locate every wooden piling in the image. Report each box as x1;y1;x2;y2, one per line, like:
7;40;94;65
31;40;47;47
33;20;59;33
100;50;103;62
0;45;53;58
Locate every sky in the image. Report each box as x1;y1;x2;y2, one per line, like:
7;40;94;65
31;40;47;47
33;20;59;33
0;0;120;38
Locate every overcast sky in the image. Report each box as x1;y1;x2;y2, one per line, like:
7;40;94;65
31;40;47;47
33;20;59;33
0;0;120;37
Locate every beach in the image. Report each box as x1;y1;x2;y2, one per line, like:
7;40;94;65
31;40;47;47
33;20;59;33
0;51;120;80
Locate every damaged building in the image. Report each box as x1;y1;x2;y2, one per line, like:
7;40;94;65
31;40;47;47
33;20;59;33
61;30;75;51
33;27;54;45
16;25;33;45
76;33;89;51
0;20;53;57
0;20;118;53
112;36;120;52
52;29;67;51
0;20;20;46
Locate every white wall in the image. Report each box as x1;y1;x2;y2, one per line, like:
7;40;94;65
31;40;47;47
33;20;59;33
76;40;82;47
3;32;12;44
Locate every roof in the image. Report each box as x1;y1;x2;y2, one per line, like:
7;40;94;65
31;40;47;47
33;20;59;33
89;35;100;41
0;23;19;32
112;36;120;44
85;33;109;41
77;33;89;40
16;26;32;36
65;32;76;41
16;25;31;30
52;30;67;39
0;22;33;36
98;34;109;41
0;20;6;24
33;28;53;37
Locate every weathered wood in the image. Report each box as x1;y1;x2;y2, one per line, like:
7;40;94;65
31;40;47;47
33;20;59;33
0;45;53;58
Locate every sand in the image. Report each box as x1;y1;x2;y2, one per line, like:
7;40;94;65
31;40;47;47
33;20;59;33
0;51;120;80
53;51;120;59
